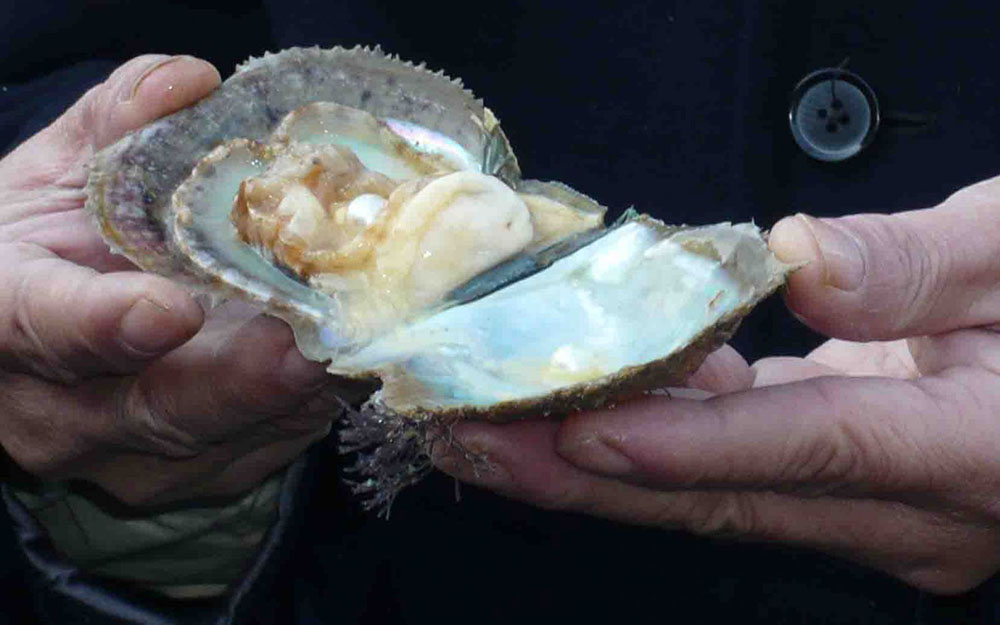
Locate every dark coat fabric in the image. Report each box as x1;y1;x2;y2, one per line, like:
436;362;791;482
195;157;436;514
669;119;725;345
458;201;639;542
2;1;1000;623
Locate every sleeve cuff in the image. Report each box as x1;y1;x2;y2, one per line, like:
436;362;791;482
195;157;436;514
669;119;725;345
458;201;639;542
1;447;317;625
9;472;284;597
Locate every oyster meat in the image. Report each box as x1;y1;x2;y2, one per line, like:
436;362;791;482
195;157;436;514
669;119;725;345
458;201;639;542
86;48;789;494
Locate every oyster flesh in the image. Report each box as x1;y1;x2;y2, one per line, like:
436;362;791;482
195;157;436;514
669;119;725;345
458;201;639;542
86;47;788;501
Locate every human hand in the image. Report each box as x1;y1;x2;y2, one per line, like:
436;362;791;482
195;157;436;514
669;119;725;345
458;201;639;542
435;176;1000;594
0;55;336;506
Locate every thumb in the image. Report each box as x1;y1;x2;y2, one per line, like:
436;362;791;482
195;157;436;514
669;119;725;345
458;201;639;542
0;54;220;191
770;178;1000;340
0;244;203;382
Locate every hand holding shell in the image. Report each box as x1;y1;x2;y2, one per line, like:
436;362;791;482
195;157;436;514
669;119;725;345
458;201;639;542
437;176;1000;595
0;55;335;507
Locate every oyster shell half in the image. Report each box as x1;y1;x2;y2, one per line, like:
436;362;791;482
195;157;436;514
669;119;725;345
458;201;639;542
87;47;789;503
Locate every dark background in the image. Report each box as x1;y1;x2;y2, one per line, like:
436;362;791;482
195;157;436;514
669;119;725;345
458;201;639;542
3;1;1000;623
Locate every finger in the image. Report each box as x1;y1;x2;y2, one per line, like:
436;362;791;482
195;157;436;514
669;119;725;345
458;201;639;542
908;328;1000;376
750;356;838;386
1;305;330;468
752;339;917;387
0;209;137;272
770;178;1000;340
807;338;919;378
0;245;203;381
436;420;998;594
118;314;333;452
553;371;1000;497
0;54;221;198
85;424;329;507
685;344;754;394
0;353;331;484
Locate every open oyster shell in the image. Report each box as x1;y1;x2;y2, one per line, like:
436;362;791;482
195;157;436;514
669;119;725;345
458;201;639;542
87;46;788;458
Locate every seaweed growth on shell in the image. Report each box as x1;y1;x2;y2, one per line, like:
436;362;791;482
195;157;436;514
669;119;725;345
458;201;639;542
86;47;791;511
339;402;495;517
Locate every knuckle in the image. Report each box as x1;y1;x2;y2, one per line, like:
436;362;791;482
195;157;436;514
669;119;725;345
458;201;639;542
780;378;889;493
898;231;948;332
849;215;949;335
682;492;763;538
5;268;79;383
784;422;865;494
117;379;203;457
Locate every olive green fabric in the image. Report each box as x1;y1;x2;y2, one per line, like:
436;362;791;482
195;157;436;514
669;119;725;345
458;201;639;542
11;471;285;598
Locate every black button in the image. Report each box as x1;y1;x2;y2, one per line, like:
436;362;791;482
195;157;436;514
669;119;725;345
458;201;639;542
789;68;879;162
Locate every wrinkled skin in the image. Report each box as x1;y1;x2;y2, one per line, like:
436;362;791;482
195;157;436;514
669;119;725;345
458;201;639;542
437;175;1000;594
0;55;334;506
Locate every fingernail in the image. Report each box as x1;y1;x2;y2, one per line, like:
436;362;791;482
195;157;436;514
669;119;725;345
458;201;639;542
119;297;184;355
126;55;186;101
773;214;865;291
560;435;634;476
279;346;330;393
